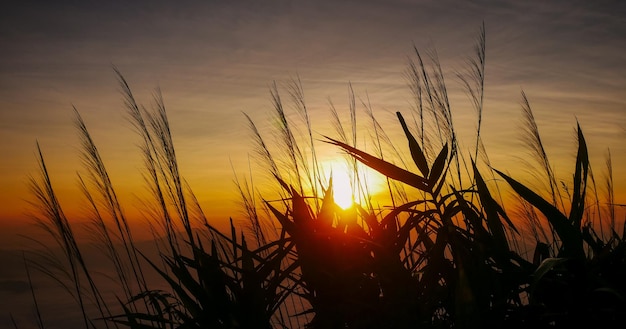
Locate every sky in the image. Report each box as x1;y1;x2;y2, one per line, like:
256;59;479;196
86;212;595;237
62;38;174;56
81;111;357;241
1;0;625;248
1;0;625;327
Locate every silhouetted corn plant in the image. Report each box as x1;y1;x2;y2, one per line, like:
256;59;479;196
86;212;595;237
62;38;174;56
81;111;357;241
107;219;297;329
494;123;626;328
324;110;536;328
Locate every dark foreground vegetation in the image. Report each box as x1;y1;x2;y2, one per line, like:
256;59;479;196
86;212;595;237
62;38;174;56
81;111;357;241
17;25;626;329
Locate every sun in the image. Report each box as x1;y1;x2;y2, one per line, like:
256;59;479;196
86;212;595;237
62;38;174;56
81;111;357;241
329;167;353;209
321;159;386;209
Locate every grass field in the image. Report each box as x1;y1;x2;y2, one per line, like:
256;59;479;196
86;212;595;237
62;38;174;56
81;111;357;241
13;26;626;329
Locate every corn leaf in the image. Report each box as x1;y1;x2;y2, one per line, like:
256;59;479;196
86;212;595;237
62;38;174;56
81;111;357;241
325;136;429;191
494;169;584;259
428;143;448;187
472;164;510;254
397;111;429;176
569;123;589;229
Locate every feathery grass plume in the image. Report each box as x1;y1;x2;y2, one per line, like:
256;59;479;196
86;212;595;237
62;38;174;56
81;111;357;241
269;82;307;196
240;107;314;323
74;108;148;301
406;44;468;198
242;111;298;243
519;91;564;211
112;72;305;328
408;46;440;161
405;51;425;150
454;23;506;222
28;143;112;328
243;112;282;185
457;22;486;166
425;49;463;185
116;69;181;252
146;89;194;244
119;69;206;250
328;99;348;145
287;76;321;210
232;158;275;248
79;172;135;303
121;72;286;321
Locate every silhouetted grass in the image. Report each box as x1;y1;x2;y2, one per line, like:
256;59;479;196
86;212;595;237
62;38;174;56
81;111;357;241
16;25;626;329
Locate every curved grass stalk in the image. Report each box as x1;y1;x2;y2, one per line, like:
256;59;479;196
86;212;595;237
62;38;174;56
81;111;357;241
28;144;114;328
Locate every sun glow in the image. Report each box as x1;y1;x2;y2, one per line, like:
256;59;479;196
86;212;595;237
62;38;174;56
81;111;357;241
329;167;354;209
321;159;386;210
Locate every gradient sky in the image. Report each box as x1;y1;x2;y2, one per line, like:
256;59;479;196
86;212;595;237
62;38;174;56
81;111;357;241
1;0;625;248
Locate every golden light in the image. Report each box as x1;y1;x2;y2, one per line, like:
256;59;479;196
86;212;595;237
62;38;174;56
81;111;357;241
321;159;387;210
329;165;354;209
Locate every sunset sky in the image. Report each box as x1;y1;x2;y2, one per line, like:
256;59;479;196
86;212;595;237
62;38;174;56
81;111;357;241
1;0;625;248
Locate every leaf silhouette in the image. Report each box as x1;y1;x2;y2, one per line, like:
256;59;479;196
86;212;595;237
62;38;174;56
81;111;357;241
494;169;584;258
397;111;429;176
569;123;589;229
325;136;430;192
428;143;448;186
